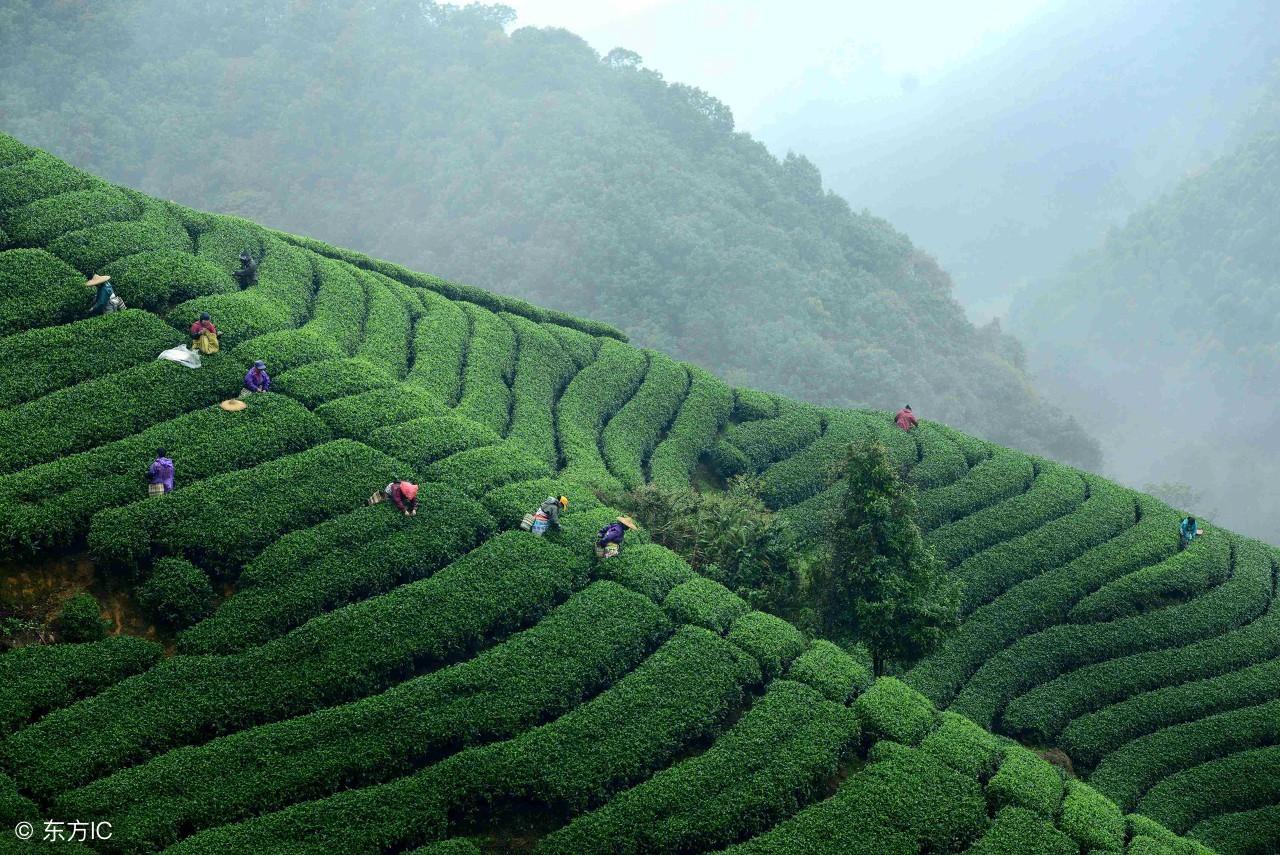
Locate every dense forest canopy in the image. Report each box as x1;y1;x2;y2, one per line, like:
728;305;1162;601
0;0;1098;468
1011;66;1280;541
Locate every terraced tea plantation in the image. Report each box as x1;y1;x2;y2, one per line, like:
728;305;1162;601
0;133;1269;854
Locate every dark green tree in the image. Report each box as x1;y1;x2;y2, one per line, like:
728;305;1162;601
819;441;959;676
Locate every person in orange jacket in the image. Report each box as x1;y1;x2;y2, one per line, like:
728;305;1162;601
894;405;919;432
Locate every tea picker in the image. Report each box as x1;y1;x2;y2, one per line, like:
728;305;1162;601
1179;516;1204;551
233;250;259;290
522;496;568;535
894;404;918;432
190;312;220;354
596;516;638;559
369;479;419;516
147;449;175;497
86;273;124;316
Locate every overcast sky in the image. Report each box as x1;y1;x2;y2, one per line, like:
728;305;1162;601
463;0;1056;131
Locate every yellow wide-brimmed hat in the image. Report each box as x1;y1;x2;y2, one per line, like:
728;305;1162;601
617;515;638;531
85;273;111;287
219;399;247;412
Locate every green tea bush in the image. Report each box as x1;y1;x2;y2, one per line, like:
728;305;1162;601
959;532;1259;741
409;289;469;403
368;415;500;468
909;423;971;489
601;352;688;489
1138;744;1280;834
425;442;553;496
557;338;648;491
756;410;872;509
1089;698;1280;814
273;357;394;407
62;581;667;850
954;475;1135;614
663;577;750;634
648;366;734;489
0;151;98;209
1188;804;1280;855
178;491;493;653
906;495;1167;709
47;204;191;273
3;186;139;246
308;257;366;354
0;133;34;168
915;448;1034;532
502;313;573;468
918;711;1002;779
315;386;447;438
54;593;108;644
965;807;1076;855
1071;543;1230;623
355;272;412;376
165;624;754;854
0;310;181;408
1059;779;1125;851
0;358;243;476
926;462;1084;569
540;679;859;855
0;393;330;553
724;746;987;854
101;249;237;311
1007;541;1278;752
543;321;600;366
726;610;806;678
194;216;265;273
593;542;697;602
0;248;92;336
732;387;781;421
251;235;315;324
167;289;296;349
721;403;823;473
6;533;582;800
232;327;344;374
1127;813;1219;855
137;557;214;628
87;439;399;575
0;636;161;736
986;745;1063;818
454;304;516;433
929;422;993;466
786;639;873;703
854;677;939;746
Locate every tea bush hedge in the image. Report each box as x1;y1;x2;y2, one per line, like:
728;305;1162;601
425;442;553;496
648;365;734;489
47;203;191;273
176;489;492;653
593;542;698;603
756;410;872;509
355;272;413;376
501;313;571;467
0;636;161;736
663;577;750;634
557;338;648;491
315;386;446;438
1060;778;1126;851
855;678;939;747
2;186;139;247
273;357;394;407
967;807;1077;855
724;746;988;854
1138;744;1280;834
368;414;500;468
0;358;244;476
136;557;215;629
909;423;971;489
915;448;1034;532
786;639;873;703
0;392;329;553
477;477;603;529
87;439;399;575
718;402;823;475
906;495;1166;709
1005;540;1277;750
1189;804;1280;855
726;610;807;679
0;248;93;336
540;679;859;855
987;745;1063;818
100;249;237;311
543;321;600;367
0;151;98;209
601;352;688;489
4;533;582;801
917;711;1002;779
60;581;670;850
453;304;516;433
0;309;181;408
409;289;469;403
1069;537;1232;624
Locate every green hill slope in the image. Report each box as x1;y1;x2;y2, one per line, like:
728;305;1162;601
0;0;1100;471
0;136;1249;854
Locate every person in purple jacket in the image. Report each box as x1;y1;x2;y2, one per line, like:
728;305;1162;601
595;515;638;559
148;449;175;497
243;360;271;394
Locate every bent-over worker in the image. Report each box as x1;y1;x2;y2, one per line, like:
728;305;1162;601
190;312;220;355
894;405;918;432
243;360;271;394
86;273;121;316
148;449;175;497
387;479;419;516
596;515;638;559
1179;516;1203;551
529;495;568;536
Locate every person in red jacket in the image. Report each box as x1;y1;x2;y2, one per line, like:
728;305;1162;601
371;479;419;516
189;312;219;354
894;405;919;432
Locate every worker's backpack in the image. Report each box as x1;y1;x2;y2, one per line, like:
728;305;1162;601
107;293;127;312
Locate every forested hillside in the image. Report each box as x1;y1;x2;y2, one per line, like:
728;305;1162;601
1011;66;1280;542
0;133;1240;855
0;0;1098;469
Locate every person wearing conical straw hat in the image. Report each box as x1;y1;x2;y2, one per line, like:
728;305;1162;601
596;515;638;559
85;273;122;316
